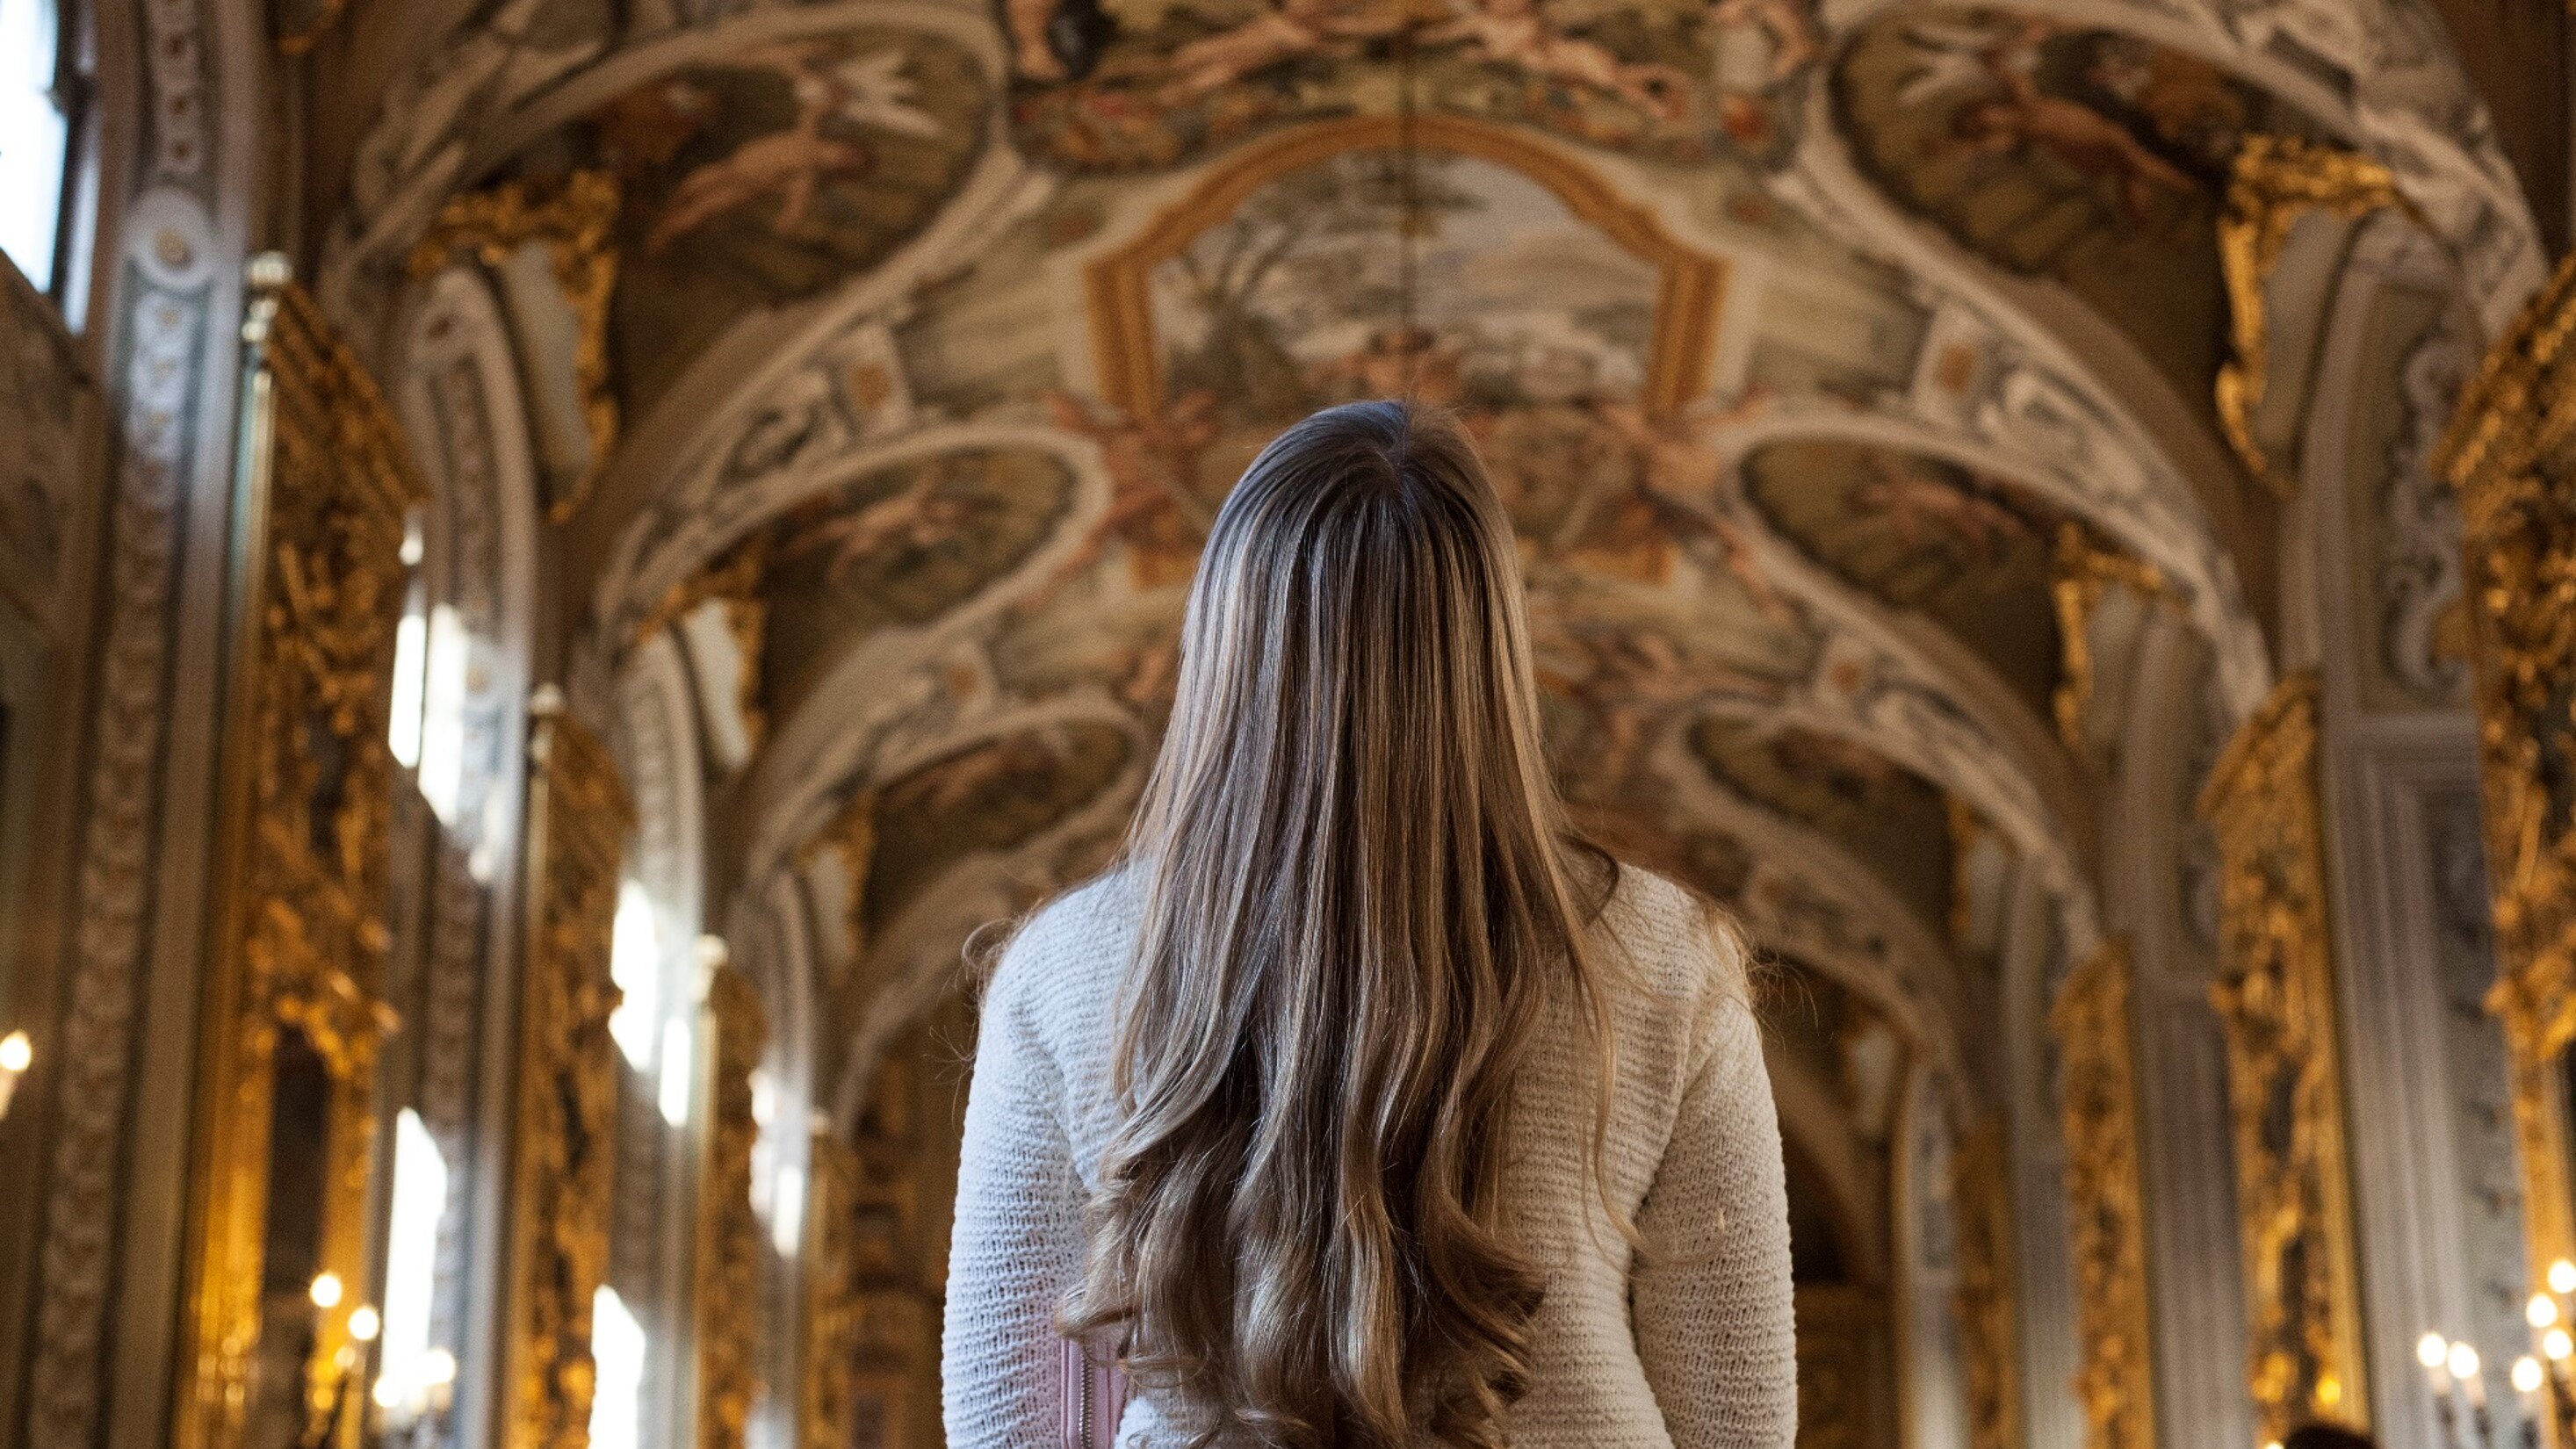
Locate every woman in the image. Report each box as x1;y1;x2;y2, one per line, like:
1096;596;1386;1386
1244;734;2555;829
942;401;1796;1448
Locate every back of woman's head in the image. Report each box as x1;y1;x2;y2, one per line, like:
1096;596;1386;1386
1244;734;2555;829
1071;400;1616;1449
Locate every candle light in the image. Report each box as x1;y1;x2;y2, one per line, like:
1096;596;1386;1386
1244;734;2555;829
2552;1261;2576;1297
2536;1294;2562;1330
2454;1340;2489;1409
2549;1328;2574;1363
2428;1333;2459;1393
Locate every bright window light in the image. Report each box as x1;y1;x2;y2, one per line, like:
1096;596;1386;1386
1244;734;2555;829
416;603;471;825
658;1017;693;1128
588;1285;646;1449
378;1108;450;1422
607;881;660;1071
387;605;427;768
0;0;67;292
771;1162;805;1258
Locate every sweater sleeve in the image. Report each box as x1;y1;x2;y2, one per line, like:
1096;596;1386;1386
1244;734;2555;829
942;943;1086;1449
1630;951;1797;1449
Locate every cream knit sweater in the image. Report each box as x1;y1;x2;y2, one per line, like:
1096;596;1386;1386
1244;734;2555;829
942;866;1797;1448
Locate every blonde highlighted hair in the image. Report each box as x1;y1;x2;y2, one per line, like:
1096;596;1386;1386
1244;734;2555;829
1065;401;1626;1449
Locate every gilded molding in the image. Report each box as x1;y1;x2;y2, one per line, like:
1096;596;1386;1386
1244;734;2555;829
2051;936;2157;1449
174;264;422;1449
408;170;622;523
697;963;770;1449
2196;672;2370;1439
502;696;634;1449
2217;136;2409;499
799;788;877;979
2049;521;2169;751
635;539;768;754
802;1133;862;1449
2436;250;2576;1277
1952;1116;2022;1449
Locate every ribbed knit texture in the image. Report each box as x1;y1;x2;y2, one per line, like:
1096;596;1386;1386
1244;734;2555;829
942;865;1796;1448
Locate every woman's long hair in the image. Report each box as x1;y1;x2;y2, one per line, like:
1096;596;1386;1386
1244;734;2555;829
1067;401;1620;1449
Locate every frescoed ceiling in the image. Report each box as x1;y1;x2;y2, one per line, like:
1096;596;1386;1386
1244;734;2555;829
335;0;2544;1437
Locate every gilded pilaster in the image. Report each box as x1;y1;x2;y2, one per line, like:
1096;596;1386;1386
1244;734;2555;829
2197;674;2369;1441
2439;251;2576;1298
696;963;769;1449
174;264;423;1449
802;1133;862;1449
501;697;633;1449
2053;936;2157;1449
1952;1116;2023;1449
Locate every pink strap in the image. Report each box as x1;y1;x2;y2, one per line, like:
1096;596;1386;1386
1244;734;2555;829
1060;1337;1131;1449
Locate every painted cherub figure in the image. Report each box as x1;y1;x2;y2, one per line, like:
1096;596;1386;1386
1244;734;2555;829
771;470;975;584
1156;0;1418;102
1424;0;1692;119
646;44;942;252
1592;397;1801;626
1848;453;2034;563
1040;388;1225;592
1710;0;1821;84
1937;18;2198;221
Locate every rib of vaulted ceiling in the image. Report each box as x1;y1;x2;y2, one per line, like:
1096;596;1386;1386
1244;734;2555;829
329;0;2540;1132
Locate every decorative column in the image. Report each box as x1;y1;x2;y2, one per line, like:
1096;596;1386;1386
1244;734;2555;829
696;964;768;1449
1952;1116;2023;1449
2197;674;2370;1442
172;262;423;1449
2439;253;2576;1287
800;1133;862;1449
500;696;633;1448
2053;936;2158;1449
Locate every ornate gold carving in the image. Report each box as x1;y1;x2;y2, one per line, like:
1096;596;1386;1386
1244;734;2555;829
2051;936;2156;1449
800;788;877;978
2197;672;2370;1440
697;962;769;1449
634;539;769;754
176;261;422;1449
802;1133;862;1449
1952;1116;2022;1449
2217;136;2409;499
2050;521;2169;750
1086;114;1727;418
2437;250;2576;1280
408;170;622;523
502;696;634;1449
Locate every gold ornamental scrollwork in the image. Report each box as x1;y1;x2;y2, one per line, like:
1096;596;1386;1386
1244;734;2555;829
698;962;770;1449
175;259;423;1449
2197;672;2370;1441
2051;935;2156;1449
802;1133;863;1449
408;170;622;523
2216;136;2410;499
634;539;770;756
501;694;634;1449
2437;250;2576;1281
1952;1115;2022;1449
2049;522;2170;751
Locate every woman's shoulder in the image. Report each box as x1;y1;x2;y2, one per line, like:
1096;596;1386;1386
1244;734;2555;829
981;869;1144;1017
1595;861;1750;1009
